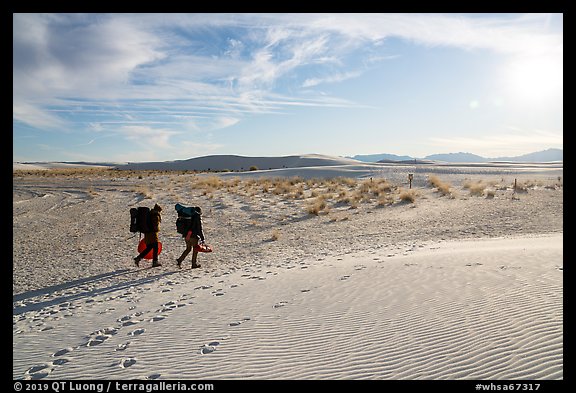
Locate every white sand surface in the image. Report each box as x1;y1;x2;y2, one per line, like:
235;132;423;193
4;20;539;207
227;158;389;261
13;159;563;381
13;235;562;380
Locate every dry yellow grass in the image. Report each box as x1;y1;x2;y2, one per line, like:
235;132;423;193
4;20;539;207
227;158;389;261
428;175;452;197
307;196;328;215
27;168;557;214
463;180;487;196
398;188;417;203
270;229;281;241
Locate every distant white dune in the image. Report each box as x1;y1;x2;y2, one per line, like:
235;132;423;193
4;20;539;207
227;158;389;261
13;163;51;171
14;154;563;181
218;164;382;180
13;162;122;171
115;154;362;171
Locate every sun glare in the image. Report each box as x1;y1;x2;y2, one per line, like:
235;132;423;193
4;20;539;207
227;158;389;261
502;55;563;104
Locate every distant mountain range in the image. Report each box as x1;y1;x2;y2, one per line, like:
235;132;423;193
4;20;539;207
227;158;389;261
348;148;563;163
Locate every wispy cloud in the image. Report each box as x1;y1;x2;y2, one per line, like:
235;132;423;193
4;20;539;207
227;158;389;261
302;71;362;88
118;125;179;149
13;13;562;161
13;102;67;129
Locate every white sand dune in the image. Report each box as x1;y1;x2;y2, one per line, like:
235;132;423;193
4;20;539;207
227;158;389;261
13;162;122;171
13;161;563;381
115;153;363;172
13;235;563;380
14;153;562;174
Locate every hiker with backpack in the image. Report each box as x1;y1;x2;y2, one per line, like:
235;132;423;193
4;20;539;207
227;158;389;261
133;203;163;268
175;204;206;269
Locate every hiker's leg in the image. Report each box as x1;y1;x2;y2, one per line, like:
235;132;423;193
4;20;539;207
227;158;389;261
177;237;193;262
152;242;158;261
191;237;200;267
137;245;153;260
151;243;162;266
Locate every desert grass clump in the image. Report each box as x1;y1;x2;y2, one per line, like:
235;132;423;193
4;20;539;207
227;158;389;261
376;194;395;207
513;181;529;193
398;188;417;203
272;178;298;196
132;185;153;199
291;184;305;199
373;179;394;196
428;175;452;196
192;175;226;196
270;229;281;241
336;190;360;208
330;177;357;188
307;196;328;215
463;180;487;196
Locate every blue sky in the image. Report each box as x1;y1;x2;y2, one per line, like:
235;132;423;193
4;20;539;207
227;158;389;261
13;13;563;163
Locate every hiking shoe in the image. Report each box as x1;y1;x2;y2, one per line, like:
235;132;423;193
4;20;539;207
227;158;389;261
133;257;141;267
191;263;201;269
152;262;162;267
176;260;182;269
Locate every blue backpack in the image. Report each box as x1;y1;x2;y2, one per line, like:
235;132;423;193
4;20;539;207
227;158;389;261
175;203;199;235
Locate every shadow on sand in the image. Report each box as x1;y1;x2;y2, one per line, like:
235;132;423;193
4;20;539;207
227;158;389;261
13;268;180;316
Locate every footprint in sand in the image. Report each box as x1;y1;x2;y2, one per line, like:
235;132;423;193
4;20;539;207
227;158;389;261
82;334;112;347
129;328;146;336
121;320;141;327
89;327;112;335
146;373;161;380
212;288;225;296
52;347;74;357
340;275;350;281
273;301;288;309
89;336;107;346
119;357;137;368
157;301;187;313
82;327;118;346
150;315;166;322
51;358;71;366
115;342;131;351
24;364;53;380
199;341;220;354
229;317;251;327
98;307;116;315
179;293;195;301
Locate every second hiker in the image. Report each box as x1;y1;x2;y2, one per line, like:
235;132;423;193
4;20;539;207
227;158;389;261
175;204;206;269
